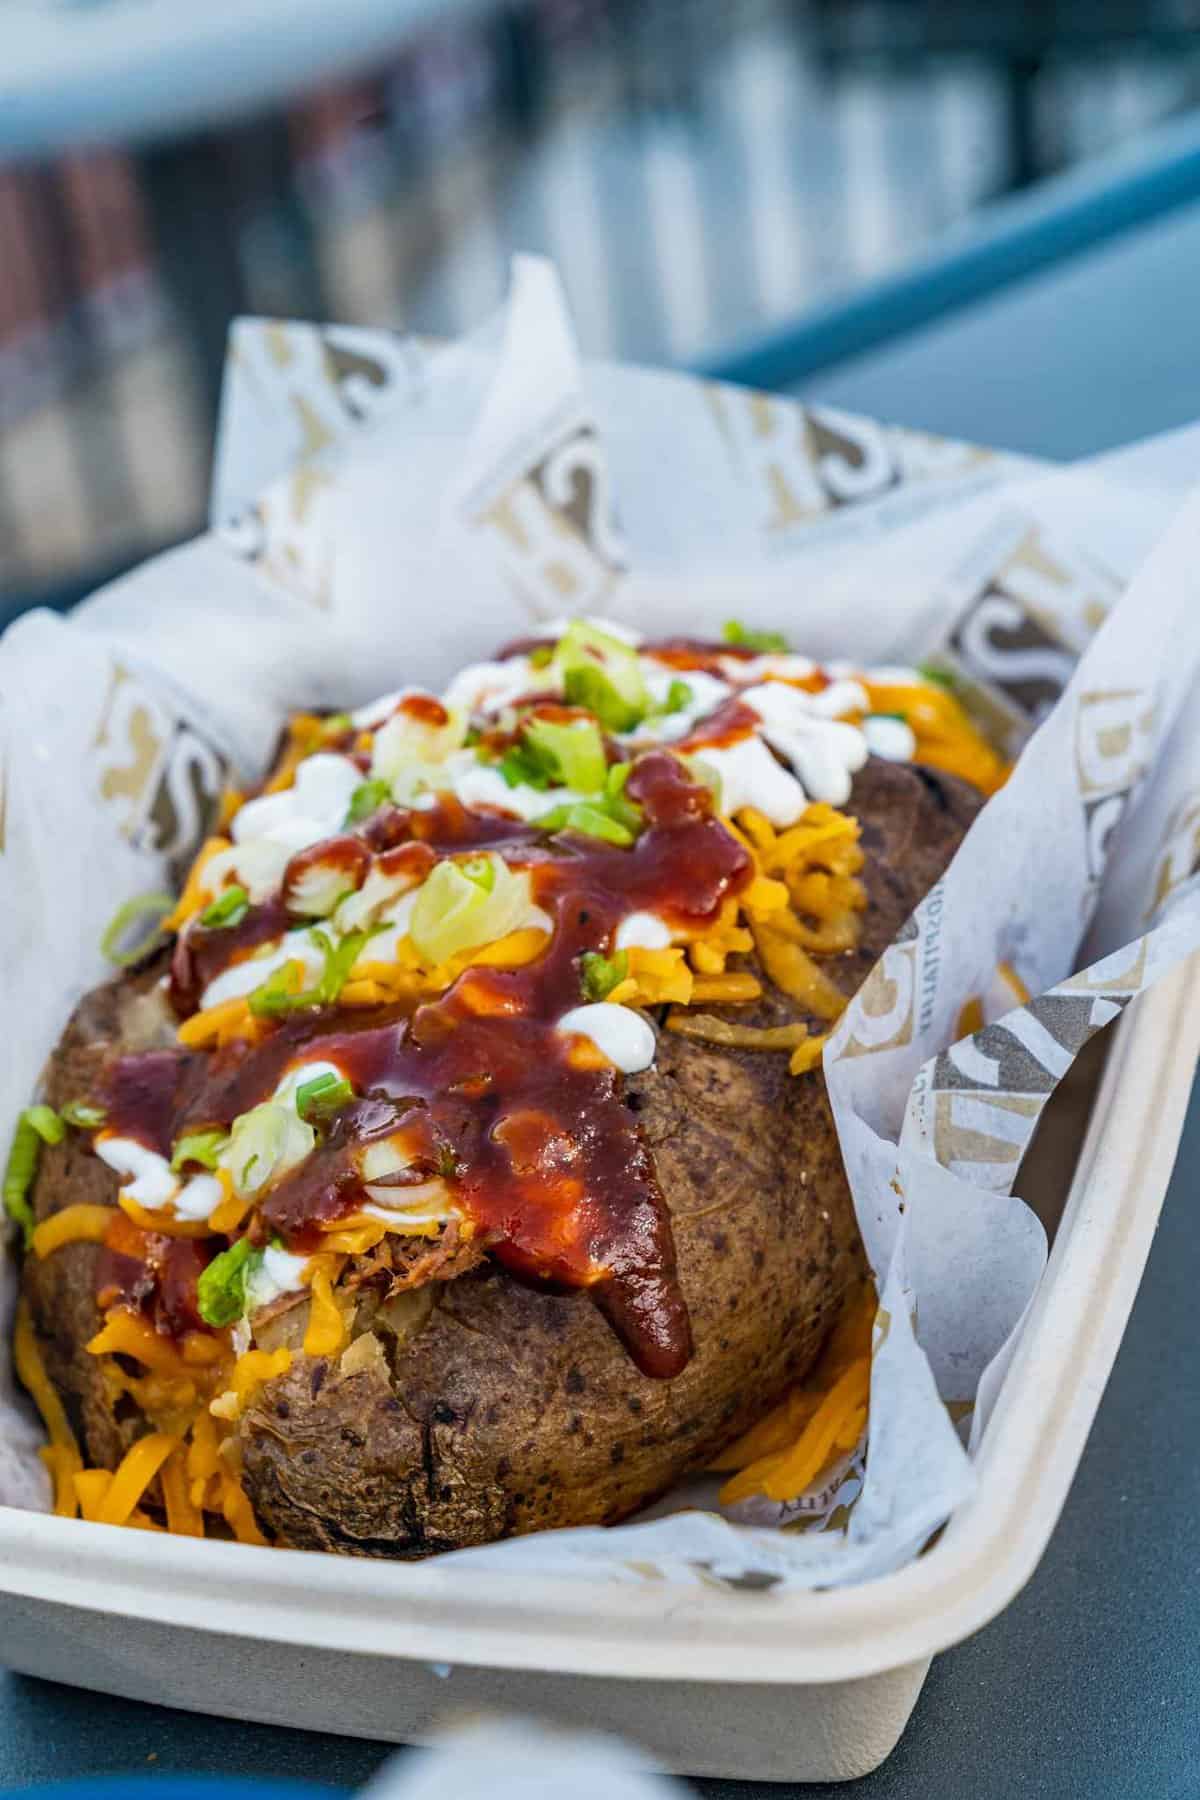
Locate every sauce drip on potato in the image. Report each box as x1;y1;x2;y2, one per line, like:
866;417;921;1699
101;751;752;1378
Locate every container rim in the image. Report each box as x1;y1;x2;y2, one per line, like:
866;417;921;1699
1;954;1195;1687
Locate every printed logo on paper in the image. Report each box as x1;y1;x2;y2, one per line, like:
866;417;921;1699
93;665;230;888
1147;788;1200;921
707;385;992;552
837;914;920;1058
234;319;413;451
914;940;1148;1189
779;1447;866;1537
218;321;418;603
468;421;626;621
219;464;338;610
940;526;1122;758
1074;687;1155;886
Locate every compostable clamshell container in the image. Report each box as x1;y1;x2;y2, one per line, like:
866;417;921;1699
5;267;1200;1780
2;954;1194;1782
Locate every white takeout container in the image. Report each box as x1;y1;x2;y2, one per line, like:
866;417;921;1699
2;952;1195;1782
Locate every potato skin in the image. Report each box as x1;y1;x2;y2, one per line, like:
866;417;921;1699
240;757;981;1554
22;757;980;1555
22;966;179;1468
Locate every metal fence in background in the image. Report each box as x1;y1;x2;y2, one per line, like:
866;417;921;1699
2;0;1199;615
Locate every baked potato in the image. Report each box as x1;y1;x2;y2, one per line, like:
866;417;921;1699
13;625;993;1554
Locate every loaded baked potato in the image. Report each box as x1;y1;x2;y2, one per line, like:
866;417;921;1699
11;621;999;1553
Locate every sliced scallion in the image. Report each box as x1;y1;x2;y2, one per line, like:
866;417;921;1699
170;1129;228;1173
296;1073;355;1125
580;949;629;1001
61;1100;107;1131
199;885;249;930
100;892;175;967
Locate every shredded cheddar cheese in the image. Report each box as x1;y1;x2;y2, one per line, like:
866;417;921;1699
177;995;261;1049
263;713;327;794
95;1432;180;1527
160;1444;205;1537
87;1310;194;1377
118;1196;213;1238
14;1299;83;1516
208;1175;249;1235
665;1012;811;1054
220;1469;269;1545
209;1348;293;1422
303;1263;350;1358
31;1204;115;1259
714;1282;877;1505
862;680;1008;794
160;835;232;932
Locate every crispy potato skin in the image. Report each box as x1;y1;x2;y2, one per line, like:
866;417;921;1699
22;966;178;1469
21;758;980;1555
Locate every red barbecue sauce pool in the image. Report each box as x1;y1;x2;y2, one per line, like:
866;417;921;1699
99;752;752;1379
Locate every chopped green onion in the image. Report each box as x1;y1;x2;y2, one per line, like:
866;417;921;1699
722;620;789;654
461;855;497;894
320;713;353;740
100;892;175;967
580;949;629;1001
61;1101;106;1131
917;661;956;690
436;1143;462;1179
561;665;637;732
498;740;556;790
2;1107;61;1243
311;929;371;1004
227;1101;314;1199
295;1073;355;1124
197;1237;264;1328
248;929;373;1017
463;724;483;748
562;803;634;846
536;764;642;843
199;885;249;930
553;620;649;731
170;1130;228;1173
603;761;643;835
658;679;694;717
344;778;392;826
3;1116;41;1247
528;644;554;670
523;717;608;794
24;1105;64;1147
409;856;532;964
248;960;306;1018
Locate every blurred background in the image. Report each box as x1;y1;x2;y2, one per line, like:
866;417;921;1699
3;0;1200;621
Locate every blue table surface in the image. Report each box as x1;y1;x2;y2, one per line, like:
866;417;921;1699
2;1077;1198;1799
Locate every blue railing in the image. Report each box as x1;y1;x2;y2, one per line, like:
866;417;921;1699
701;110;1200;394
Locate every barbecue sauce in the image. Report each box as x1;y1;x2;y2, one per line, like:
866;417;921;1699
100;750;751;1378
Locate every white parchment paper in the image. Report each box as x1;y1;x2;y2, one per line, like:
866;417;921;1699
2;257;1198;1590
